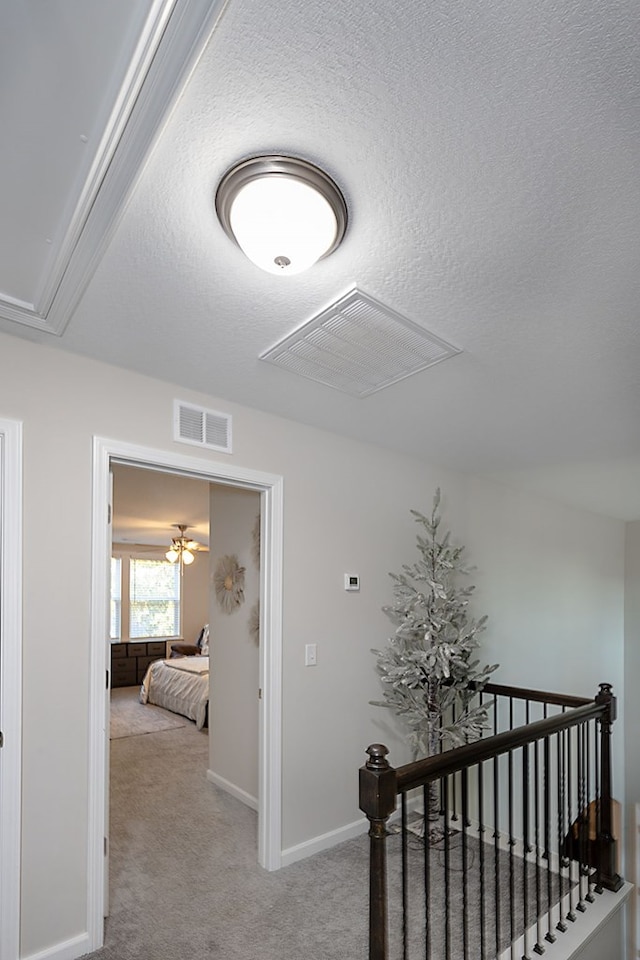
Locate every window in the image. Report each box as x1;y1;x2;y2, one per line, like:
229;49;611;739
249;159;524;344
129;558;181;639
110;553;182;641
110;557;122;640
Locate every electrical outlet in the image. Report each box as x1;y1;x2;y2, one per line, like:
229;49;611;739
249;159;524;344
305;643;317;666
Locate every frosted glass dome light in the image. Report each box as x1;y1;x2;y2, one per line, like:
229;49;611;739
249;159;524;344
215;156;347;276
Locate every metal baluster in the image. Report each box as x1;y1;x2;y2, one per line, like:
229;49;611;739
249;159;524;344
479;759;486;960
402;791;409;960
462;768;469;960
577;723;587;914
566;726;576;923
556;725;568;934
423;783;431;960
451;703;458;822
585;722;595;904
593;719;603;895
439;714;445;815
508;680;516;960
509;748;516;960
544;734;556;945
522;742;530;960
533;738;544;955
443;777;451;960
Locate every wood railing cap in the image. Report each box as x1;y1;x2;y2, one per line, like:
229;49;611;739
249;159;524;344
365;744;390;770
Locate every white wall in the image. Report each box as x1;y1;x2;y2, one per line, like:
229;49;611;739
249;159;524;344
463;478;625;700
208;486;260;803
0;331;627;959
181;547;210;644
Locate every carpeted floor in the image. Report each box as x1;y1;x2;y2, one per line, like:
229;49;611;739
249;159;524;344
85;709;372;960
83;692;573;960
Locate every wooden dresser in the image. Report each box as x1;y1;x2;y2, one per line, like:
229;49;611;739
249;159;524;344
110;641;167;688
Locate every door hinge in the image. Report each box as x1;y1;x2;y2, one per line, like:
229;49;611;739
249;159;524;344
106;670;109;690
258;688;262;700
104;837;108;856
0;730;4;748
107;503;111;524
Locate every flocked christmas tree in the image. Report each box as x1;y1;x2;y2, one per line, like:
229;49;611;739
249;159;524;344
372;489;498;768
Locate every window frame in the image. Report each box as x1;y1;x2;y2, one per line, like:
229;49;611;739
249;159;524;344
110;547;183;642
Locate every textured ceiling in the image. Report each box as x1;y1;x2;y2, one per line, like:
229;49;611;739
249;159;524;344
2;0;640;520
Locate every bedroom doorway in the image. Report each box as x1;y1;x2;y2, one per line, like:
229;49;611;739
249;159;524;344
87;437;283;951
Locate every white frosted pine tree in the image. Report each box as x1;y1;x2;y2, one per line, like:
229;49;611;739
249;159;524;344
372;489;498;832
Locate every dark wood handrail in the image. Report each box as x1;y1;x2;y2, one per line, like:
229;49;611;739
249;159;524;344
397;700;603;793
482;680;591;709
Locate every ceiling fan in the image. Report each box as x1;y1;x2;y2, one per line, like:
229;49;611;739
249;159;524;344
165;523;202;569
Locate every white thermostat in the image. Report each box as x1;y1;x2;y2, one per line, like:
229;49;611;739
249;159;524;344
344;573;360;591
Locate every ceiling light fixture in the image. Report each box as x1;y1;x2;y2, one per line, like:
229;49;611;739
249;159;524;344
215;155;347;276
166;524;200;573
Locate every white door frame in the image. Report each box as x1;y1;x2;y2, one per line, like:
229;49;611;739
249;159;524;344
87;437;283;949
0;418;23;960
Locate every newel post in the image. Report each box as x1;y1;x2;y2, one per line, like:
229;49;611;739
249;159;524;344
359;744;397;960
595;683;623;892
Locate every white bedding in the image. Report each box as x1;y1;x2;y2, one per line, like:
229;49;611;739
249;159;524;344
140;656;209;729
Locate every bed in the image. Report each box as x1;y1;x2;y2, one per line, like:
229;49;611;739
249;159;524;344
139;656;209;730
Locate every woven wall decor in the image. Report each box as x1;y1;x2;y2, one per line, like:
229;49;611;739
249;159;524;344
214;554;246;613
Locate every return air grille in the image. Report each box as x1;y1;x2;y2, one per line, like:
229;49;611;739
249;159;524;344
259;288;461;397
173;400;232;454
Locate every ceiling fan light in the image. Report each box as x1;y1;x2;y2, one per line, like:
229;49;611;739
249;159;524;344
216;156;347;276
166;548;179;563
182;550;195;565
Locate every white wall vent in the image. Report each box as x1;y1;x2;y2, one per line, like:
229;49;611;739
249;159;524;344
173;401;232;454
259;287;461;398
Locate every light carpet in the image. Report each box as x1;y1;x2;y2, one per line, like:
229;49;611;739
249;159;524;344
110;686;187;739
86;716;370;960
86;701;579;960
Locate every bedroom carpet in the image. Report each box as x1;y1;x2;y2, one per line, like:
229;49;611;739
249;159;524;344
110;686;187;739
84;703;577;960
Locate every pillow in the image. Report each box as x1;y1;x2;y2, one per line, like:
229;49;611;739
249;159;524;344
199;624;210;656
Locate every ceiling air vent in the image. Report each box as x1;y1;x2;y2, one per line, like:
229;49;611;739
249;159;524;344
173;401;232;454
259;287;461;397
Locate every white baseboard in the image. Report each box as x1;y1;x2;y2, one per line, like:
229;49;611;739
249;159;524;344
206;769;258;811
281;816;370;867
22;933;90;960
281;796;424;868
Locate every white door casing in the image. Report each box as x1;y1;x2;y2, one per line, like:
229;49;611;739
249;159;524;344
87;437;283;950
104;471;113;919
0;418;23;960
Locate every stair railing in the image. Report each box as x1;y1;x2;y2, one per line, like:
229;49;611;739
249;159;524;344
359;682;622;960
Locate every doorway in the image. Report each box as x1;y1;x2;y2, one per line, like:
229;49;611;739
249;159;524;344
87;437;283;951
